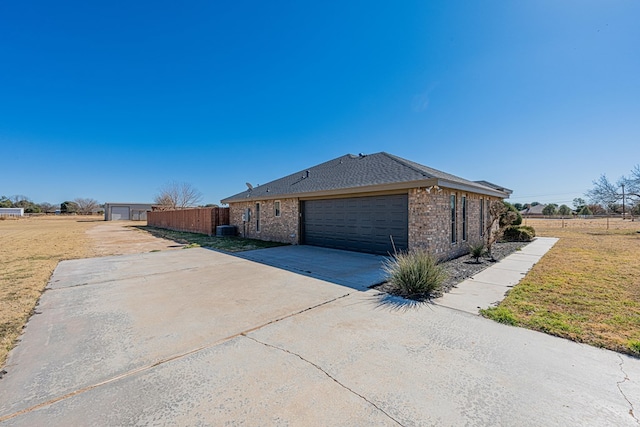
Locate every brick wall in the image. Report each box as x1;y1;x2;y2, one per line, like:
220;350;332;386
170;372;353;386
147;207;229;235
409;188;501;260
229;198;299;244
229;190;502;256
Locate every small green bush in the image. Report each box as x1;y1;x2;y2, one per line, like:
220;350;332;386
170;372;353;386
579;206;592;215
500;202;522;227
518;225;536;236
503;225;535;242
383;250;446;299
468;241;485;263
629;339;640;355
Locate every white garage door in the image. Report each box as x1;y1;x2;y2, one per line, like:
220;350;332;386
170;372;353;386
110;206;130;220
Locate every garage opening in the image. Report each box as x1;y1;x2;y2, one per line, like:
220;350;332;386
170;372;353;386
110;206;130;221
301;194;408;255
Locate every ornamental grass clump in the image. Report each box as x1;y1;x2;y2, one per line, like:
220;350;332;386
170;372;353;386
383;249;446;300
468;241;485;263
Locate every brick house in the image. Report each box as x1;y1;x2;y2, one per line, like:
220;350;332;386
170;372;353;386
221;152;511;258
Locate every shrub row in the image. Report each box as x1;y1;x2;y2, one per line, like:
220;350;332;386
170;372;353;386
502;225;536;242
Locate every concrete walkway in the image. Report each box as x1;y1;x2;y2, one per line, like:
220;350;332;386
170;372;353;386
436;237;559;314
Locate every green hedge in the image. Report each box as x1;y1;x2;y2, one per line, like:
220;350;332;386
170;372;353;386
503;225;536;242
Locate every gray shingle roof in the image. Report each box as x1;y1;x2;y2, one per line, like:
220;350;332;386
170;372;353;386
221;152;510;203
520;204;547;215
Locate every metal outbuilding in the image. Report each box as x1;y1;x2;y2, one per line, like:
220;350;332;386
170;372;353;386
104;203;153;221
0;208;24;217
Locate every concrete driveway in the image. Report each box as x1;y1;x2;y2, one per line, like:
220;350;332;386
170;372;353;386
235;245;388;290
1;247;639;426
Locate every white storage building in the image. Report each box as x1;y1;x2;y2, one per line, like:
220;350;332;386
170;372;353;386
104;203;153;221
0;208;24;217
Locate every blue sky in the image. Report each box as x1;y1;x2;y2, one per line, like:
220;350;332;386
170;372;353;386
2;1;638;207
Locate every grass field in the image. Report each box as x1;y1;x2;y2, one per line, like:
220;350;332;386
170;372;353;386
482;217;640;356
0;216;102;367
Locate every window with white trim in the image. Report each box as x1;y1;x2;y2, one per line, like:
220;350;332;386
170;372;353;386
274;200;281;217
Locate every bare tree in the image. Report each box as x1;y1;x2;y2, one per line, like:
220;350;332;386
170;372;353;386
38;202;57;213
154;181;203;210
586;175;622;210
586;167;640;214
626;165;640;201
74;198;100;215
10;194;29;205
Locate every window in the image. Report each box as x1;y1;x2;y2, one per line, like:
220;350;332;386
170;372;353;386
274;200;281;217
256;203;260;232
450;194;457;243
462;196;467;241
480;198;484;236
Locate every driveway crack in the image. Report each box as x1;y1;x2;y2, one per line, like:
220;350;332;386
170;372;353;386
0;293;352;423
617;355;639;425
242;334;404;426
47;266;202;290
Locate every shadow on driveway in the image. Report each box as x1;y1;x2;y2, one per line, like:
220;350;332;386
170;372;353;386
230;245;388;291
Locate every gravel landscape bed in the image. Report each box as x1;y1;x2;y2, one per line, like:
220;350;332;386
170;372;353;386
376;240;530;299
438;241;529;294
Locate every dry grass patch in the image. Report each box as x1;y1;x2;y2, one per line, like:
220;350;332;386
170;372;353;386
135;226;288;252
0;216;101;367
482;217;640;356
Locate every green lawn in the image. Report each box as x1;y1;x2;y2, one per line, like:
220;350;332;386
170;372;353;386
481;217;640;357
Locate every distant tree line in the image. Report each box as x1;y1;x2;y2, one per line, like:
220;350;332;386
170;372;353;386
512;199;606;217
511;165;640;218
0;195;102;215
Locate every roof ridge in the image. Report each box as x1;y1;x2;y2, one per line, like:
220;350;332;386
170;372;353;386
379;152;430;178
221;152;511;203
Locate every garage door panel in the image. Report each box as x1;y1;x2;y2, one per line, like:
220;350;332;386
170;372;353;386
110;206;130;221
302;195;408;255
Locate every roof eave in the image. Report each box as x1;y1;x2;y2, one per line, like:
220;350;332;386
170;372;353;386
437;179;510;198
222;178;509;203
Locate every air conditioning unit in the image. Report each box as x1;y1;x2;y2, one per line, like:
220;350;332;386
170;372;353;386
216;225;237;237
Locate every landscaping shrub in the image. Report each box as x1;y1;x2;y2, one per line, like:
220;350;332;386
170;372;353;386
468;241;485;263
383;249;446;299
503;225;535;242
519;225;536;236
500;202;522;227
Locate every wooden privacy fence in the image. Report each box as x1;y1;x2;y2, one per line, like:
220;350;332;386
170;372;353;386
147;207;230;236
